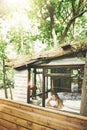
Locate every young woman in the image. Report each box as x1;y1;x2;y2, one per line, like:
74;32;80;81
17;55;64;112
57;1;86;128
46;93;63;110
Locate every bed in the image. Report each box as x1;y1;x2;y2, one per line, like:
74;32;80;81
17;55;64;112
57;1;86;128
58;92;81;113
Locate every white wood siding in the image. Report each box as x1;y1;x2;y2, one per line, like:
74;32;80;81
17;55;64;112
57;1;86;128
13;70;28;103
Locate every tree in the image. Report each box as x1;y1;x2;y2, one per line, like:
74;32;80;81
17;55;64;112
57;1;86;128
80;53;87;116
30;0;87;47
0;39;8;98
60;0;87;44
0;0;87;51
0;23;14;99
7;26;31;55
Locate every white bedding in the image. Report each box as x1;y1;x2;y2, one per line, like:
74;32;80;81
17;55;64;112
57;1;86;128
62;100;81;113
58;92;81;113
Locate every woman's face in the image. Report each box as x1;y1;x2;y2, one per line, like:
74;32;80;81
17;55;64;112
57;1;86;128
52;95;57;100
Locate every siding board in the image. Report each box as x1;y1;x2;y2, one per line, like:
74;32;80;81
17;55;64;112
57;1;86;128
13;70;28;103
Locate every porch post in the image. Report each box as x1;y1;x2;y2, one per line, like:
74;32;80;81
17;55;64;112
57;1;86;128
27;69;31;103
33;68;36;85
42;68;45;107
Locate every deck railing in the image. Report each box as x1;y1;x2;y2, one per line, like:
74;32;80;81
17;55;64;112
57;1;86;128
0;98;87;130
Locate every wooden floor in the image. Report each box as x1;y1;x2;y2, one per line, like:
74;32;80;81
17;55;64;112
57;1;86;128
0;98;87;130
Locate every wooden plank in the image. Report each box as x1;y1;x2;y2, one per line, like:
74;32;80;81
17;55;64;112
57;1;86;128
45;73;71;77
0;108;53;130
0;98;86;124
14;70;28;103
0;115;52;130
0;125;9;130
0;105;63;130
0;99;86;125
0;99;87;130
0;112;83;130
40;64;84;68
0;119;28;130
0;103;87;130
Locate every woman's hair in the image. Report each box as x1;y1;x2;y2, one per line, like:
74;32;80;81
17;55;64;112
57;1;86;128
52;93;63;109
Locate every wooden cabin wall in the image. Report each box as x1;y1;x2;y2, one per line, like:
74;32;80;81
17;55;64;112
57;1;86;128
0;98;87;130
13;70;28;103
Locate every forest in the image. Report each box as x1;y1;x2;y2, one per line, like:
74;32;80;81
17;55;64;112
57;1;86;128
0;0;87;115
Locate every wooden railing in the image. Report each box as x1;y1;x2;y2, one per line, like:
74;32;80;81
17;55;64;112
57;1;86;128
0;98;87;130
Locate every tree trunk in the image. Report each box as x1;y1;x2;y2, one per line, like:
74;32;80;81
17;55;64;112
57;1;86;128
9;84;13;100
61;19;74;44
52;27;57;48
46;0;57;48
3;59;8;98
80;53;87;116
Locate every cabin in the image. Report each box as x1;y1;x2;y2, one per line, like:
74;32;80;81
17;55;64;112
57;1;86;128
1;41;86;130
6;41;87;113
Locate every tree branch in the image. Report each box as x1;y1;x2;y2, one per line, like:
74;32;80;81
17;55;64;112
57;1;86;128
61;9;87;44
72;9;87;20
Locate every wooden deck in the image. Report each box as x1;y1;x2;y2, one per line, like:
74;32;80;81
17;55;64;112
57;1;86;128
0;98;87;130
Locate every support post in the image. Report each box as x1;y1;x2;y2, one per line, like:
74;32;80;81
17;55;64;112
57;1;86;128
42;68;45;107
27;69;31;103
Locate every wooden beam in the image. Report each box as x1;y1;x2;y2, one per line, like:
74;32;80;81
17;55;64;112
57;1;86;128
27;69;31;103
40;64;84;68
42;68;45;107
45;73;71;77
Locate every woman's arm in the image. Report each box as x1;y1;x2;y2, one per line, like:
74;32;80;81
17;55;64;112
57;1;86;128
46;97;52;106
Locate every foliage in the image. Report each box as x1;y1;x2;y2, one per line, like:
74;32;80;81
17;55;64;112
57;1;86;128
28;0;87;47
0;0;87;52
0;39;7;59
7;27;30;55
0;0;87;93
0;21;13;97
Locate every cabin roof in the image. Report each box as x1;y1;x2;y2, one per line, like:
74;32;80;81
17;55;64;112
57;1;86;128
46;57;85;66
6;40;87;69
